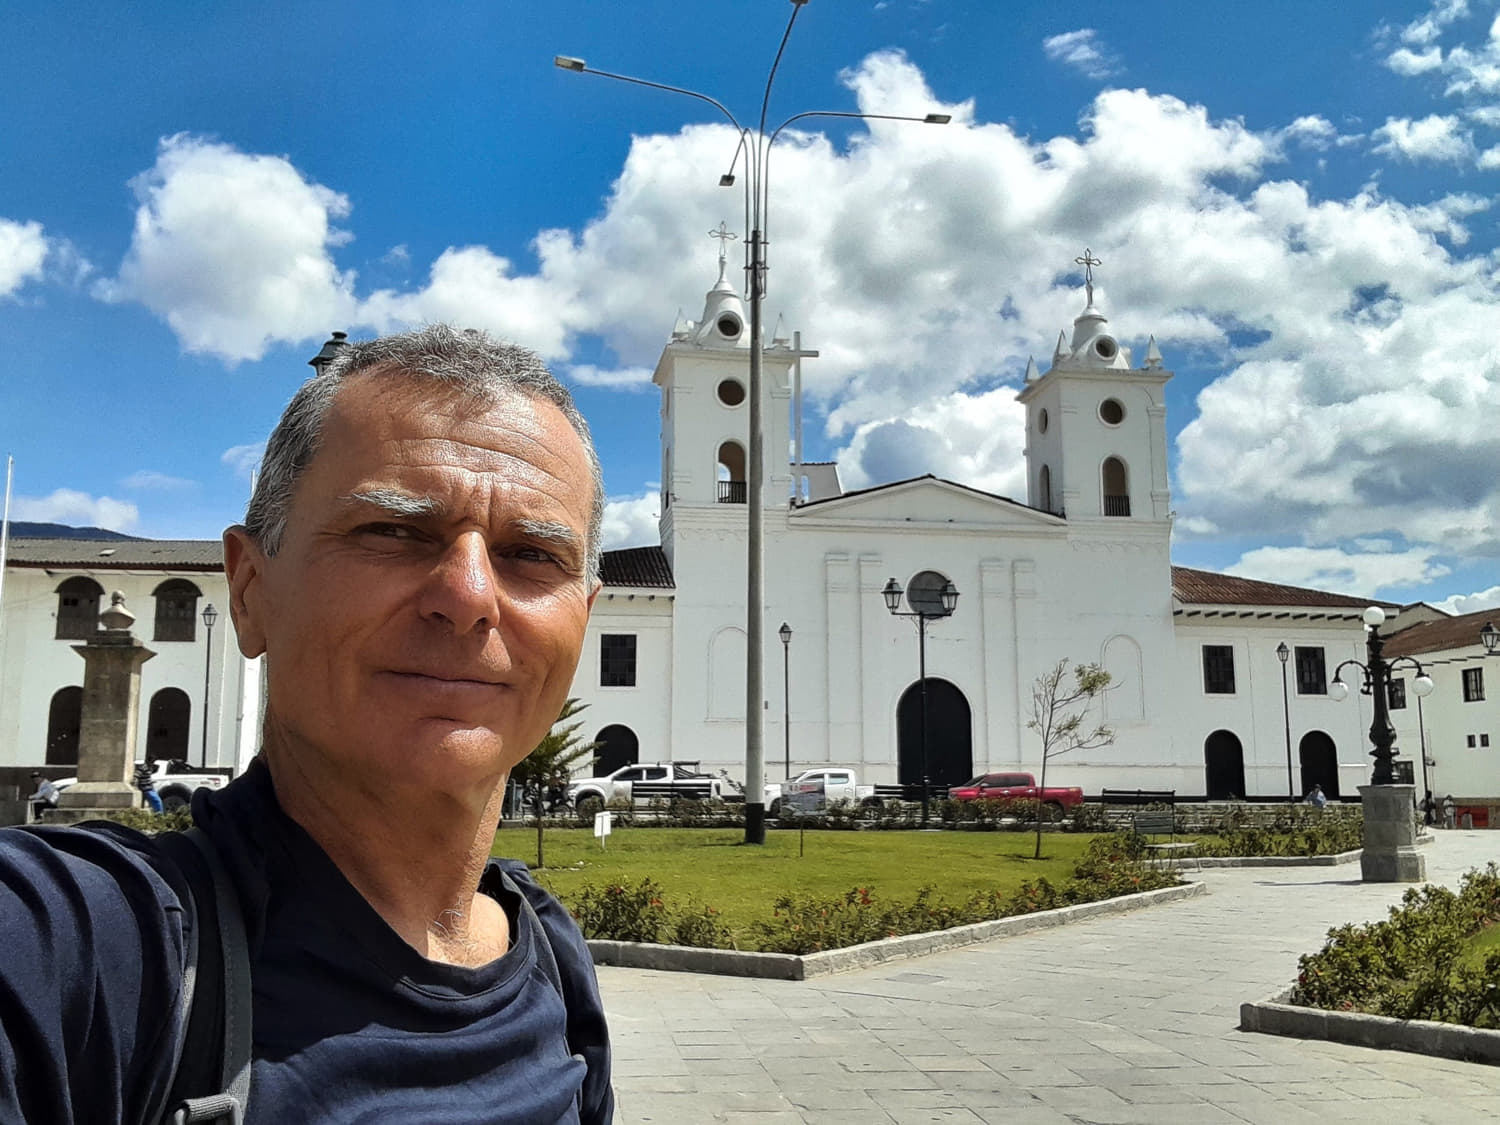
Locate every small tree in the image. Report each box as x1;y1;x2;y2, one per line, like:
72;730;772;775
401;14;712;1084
1027;660;1114;859
511;698;599;868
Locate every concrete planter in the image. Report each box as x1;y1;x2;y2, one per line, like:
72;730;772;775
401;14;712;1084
1241;987;1500;1066
588;880;1208;980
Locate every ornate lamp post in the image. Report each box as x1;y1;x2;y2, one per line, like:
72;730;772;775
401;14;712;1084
200;602;218;767
556;2;949;844
1329;607;1434;784
1482;621;1500;656
779;622;792;779
882;573;959;825
1276;641;1294;801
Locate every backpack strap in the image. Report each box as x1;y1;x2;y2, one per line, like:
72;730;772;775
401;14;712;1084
155;827;253;1125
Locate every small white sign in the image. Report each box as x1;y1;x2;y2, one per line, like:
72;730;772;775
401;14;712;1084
593;811;613;839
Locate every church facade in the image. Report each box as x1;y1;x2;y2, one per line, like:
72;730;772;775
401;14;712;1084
569;258;1393;800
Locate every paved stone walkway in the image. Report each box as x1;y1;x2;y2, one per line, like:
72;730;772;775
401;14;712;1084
598;831;1500;1124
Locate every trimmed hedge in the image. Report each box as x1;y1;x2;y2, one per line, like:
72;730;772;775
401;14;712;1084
1290;864;1500;1028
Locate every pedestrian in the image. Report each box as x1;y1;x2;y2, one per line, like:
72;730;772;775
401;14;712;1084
24;773;58;823
1306;784;1327;808
1443;794;1457;829
1420;789;1436;827
0;326;613;1122
133;761;164;815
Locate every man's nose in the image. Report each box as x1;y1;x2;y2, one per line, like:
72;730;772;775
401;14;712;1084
420;534;501;633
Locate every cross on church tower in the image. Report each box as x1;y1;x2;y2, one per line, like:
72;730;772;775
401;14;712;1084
709;222;738;284
1075;248;1102;306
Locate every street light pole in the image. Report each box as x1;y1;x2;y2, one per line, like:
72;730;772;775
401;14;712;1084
555;4;949;845
1277;641;1293;801
1331;607;1433;784
200;602;218;767
883;575;959;826
779;622;792;779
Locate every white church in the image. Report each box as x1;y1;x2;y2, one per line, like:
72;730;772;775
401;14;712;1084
6;251;1489;806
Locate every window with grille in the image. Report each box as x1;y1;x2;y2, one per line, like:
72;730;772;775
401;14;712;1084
1202;645;1236;694
153;579;202;642
55;577;104;640
1294;646;1327;695
1463;667;1485;703
1388;678;1407;710
600;634;637;687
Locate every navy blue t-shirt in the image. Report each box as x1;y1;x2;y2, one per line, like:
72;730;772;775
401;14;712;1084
0;761;613;1123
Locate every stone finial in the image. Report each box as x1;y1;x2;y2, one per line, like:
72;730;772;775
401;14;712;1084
1144;335;1163;370
99;590;134;632
1024;356;1039;384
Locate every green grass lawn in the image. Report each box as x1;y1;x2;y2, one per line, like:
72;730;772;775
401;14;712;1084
1462;922;1500;968
493;826;1094;937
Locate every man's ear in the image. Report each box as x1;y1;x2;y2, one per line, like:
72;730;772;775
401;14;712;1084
223;526;269;658
586;578;601;613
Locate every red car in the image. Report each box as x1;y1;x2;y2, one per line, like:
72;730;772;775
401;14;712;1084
947;772;1084;819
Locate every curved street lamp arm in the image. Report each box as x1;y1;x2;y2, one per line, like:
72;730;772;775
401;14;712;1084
759;1;807;137
560;64;744;134
1388;655;1428;677
761;108;949;250
1330;658;1369;687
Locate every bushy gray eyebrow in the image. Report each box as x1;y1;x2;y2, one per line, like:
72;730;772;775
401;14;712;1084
343;491;583;557
343;488;442;517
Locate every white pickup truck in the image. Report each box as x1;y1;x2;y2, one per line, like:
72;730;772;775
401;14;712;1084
764;768;881;816
566;761;743;814
55;758;230;811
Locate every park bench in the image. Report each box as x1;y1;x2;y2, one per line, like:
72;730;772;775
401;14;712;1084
1101;789;1198;871
871;783;931;804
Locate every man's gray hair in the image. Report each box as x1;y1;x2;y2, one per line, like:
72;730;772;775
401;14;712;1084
244;325;605;585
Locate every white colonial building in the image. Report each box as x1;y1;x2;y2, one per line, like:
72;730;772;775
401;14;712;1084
0;257;1468;803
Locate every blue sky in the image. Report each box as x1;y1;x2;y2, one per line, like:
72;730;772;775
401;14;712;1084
3;0;1499;613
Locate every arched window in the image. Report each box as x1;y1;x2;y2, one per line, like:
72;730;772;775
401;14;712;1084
708;626;747;719
55;577;104;640
46;686;83;765
1101;635;1144;721
593;725;640;775
716;440;747;504
153;579;203;642
1039;464;1053;513
1102;457;1130;517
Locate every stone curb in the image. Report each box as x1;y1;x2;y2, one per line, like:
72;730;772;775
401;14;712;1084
1240;986;1500;1066
1190;848;1363;868
587;880;1208;981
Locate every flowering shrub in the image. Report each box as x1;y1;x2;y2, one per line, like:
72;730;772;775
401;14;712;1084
566;877;736;947
1290;864;1500;1028
1191;803;1364;857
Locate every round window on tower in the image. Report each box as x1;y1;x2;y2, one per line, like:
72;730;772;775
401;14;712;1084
716;313;743;340
1038;408;1049;434
1094;336;1118;360
717;378;747;407
1099;398;1125;426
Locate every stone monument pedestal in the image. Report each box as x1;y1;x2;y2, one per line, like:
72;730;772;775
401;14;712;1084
50;592;154;825
1359;783;1426;883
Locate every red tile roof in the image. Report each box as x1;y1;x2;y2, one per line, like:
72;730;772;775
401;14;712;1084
4;538;224;571
1171;566;1396;610
1385;608;1499;658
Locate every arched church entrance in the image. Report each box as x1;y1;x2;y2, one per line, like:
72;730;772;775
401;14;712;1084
593;724;639;775
46;686;83;766
1299;730;1340;800
896;679;972;789
1203;729;1246;799
145;688;192;763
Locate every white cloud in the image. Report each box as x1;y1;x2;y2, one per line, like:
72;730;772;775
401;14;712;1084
1226;546;1451;598
601;491;660;550
220;442;265;482
0;218;48;298
1279;115;1340;149
1387;46;1445;74
121;470;195;491
95;134;358;362
1371;114;1474;161
1436;584;1500;615
565;364;654;390
12;489;139;532
1392;0;1469;46
1042;29;1120;80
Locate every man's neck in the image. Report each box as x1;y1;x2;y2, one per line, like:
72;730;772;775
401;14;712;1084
260;725;511;968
